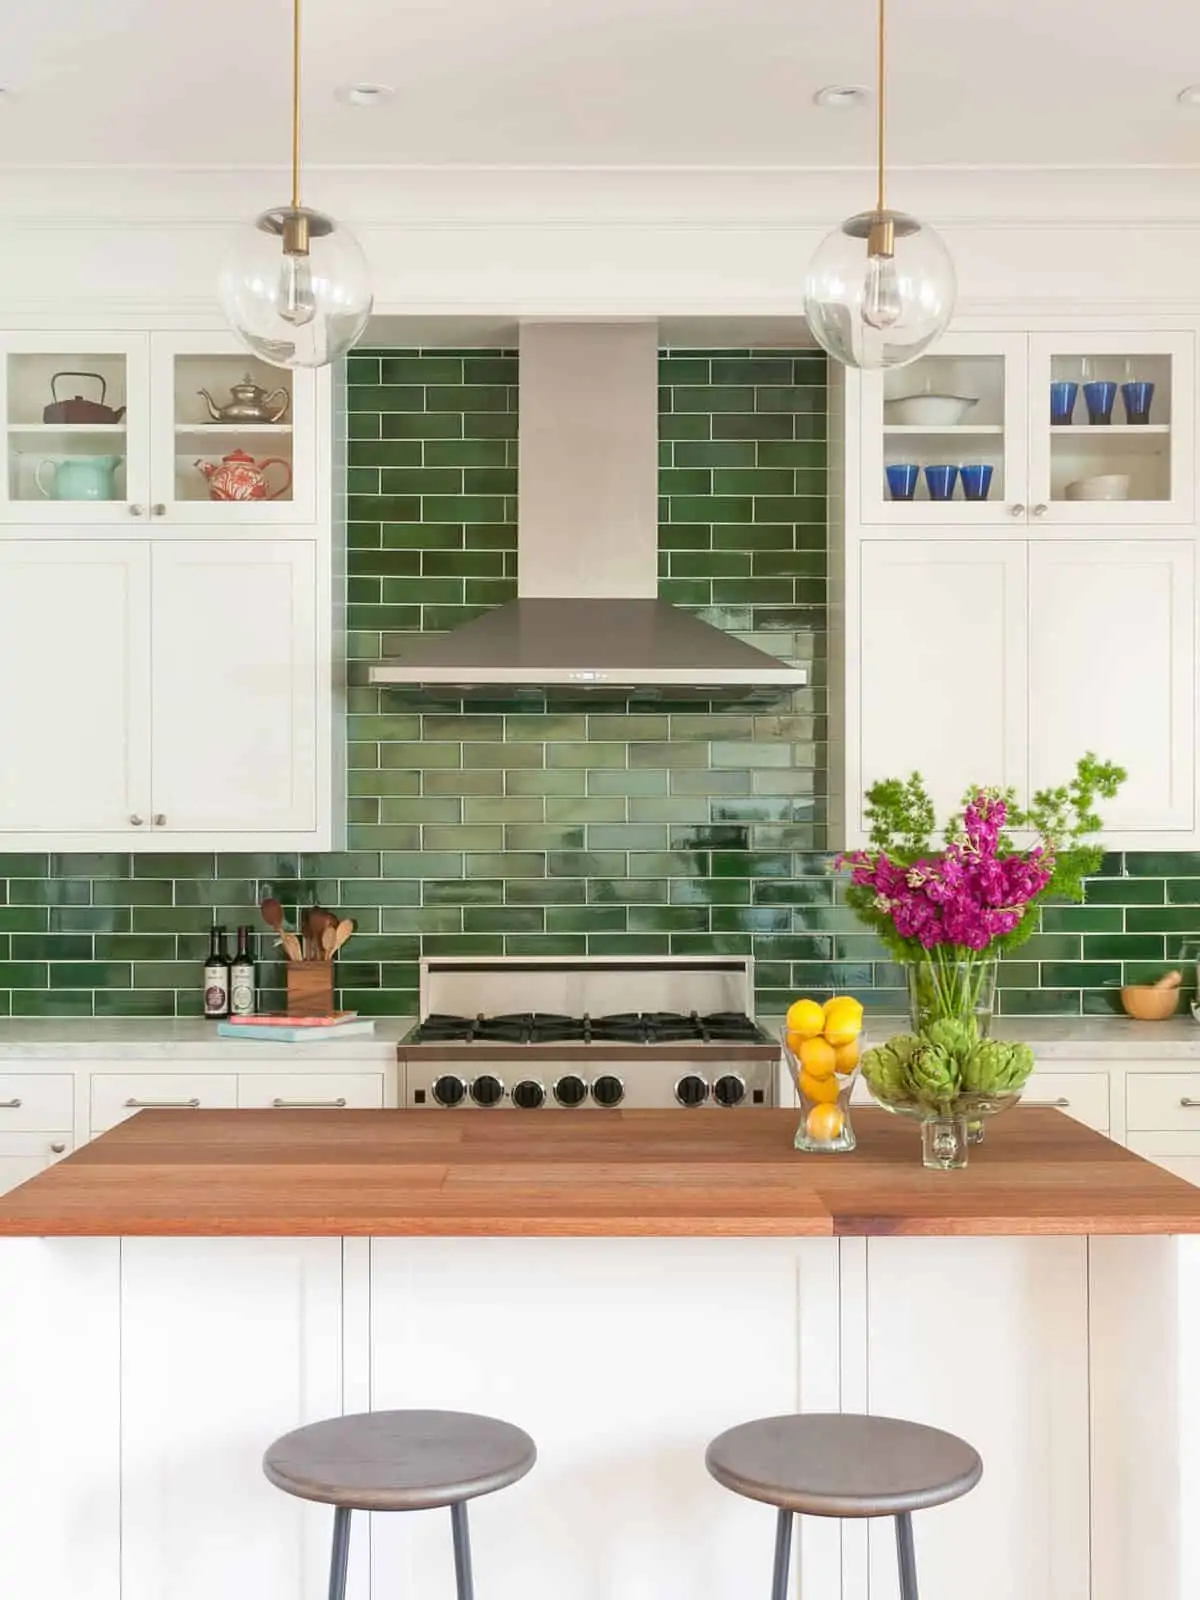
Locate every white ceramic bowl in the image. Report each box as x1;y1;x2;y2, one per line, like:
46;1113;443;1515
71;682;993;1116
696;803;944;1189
884;394;978;428
1064;474;1131;501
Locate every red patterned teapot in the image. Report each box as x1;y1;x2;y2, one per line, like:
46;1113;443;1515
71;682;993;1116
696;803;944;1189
195;449;292;501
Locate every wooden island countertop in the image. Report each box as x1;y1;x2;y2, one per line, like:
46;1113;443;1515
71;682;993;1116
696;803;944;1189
2;1106;1200;1237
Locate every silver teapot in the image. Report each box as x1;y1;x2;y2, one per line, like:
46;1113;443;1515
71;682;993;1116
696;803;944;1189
197;374;289;424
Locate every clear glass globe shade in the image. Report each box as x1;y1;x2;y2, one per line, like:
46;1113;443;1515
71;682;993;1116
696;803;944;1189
803;209;956;370
217;207;373;370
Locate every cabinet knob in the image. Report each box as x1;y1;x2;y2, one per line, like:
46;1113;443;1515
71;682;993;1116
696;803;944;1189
152;503;166;517
1009;503;1026;518
153;813;166;827
1181;1097;1200;1108
1032;502;1049;518
49;1141;66;1155
128;503;144;517
129;814;145;826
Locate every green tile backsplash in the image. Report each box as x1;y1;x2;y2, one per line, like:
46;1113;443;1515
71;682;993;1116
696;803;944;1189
7;349;1200;1018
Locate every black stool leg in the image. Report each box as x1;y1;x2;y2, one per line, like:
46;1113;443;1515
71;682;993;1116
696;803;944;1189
328;1506;352;1600
451;1500;476;1600
770;1508;793;1600
894;1511;918;1600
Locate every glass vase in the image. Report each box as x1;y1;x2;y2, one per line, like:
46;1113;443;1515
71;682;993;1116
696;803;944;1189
906;955;997;1037
780;1031;858;1154
921;1114;970;1170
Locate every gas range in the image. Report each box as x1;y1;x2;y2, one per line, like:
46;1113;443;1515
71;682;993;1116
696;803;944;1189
398;958;781;1110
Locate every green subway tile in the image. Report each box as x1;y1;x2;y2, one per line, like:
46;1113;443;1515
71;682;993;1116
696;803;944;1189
712;851;792;878
546;742;627;769
421;934;505;956
1126;906;1200;933
504;825;584;851
172;880;256;908
426;770;504;795
465;741;542;769
587;934;670;956
1038;962;1122;988
1084;877;1165;905
379;355;464;384
380;908;464;934
672;442;757;468
672;386;754;414
463;908;545;935
94;989;175;1017
0;906;51;932
660;413;711;441
422;714;503;740
11;989;88;1015
1083;934;1166;960
423;550;506;578
587;714;669;740
547;851;629;879
425;384;512;413
585;772;666;799
661;468;713;495
383;523;464;550
348;441;423;469
753;880;834;906
499;934;586;957
711;469;796;496
628;742;708;769
672;933;751;956
1038;905;1124;934
671;769;752;794
669;877;750;905
462;797;542;824
998;989;1082;1016
47;962;130;988
588;824;668;850
671;551;751;578
11;934;94;961
711;357;801;384
712;413;795;441
628;906;709;933
505;714;588;741
468;852;546;879
628;797;708;824
424;825;504;851
1166;878;1200;903
659;581;712;607
669;494;753;523
711;525;796;551
627;852;706;879
425;439;511;468
659;524;713;551
1124;853;1196;877
423;880;504;906
382;411;463;440
506;879;587;905
379;742;462;770
590;878;668;904
658;358;712;384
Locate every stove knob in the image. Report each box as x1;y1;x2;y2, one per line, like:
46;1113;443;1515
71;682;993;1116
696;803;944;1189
591;1074;625;1108
512;1079;546;1110
675;1074;710;1108
432;1075;467;1108
713;1073;746;1108
554;1074;589;1108
470;1074;505;1108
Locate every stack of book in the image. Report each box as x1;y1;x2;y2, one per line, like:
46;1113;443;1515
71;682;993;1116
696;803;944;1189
216;1013;376;1043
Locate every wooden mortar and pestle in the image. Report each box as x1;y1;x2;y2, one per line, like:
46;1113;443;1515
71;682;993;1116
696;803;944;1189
1120;969;1183;1021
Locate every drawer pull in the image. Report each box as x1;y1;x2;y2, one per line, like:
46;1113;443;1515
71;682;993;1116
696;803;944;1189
124;1097;201;1109
49;1142;66;1154
1180;1098;1200;1109
0;1097;22;1110
1026;1098;1070;1109
271;1097;348;1109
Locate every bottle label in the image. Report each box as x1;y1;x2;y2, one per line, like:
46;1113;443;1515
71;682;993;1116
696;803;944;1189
203;965;228;1016
230;975;255;1016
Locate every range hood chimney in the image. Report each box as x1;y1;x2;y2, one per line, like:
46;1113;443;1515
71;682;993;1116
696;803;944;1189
369;322;807;699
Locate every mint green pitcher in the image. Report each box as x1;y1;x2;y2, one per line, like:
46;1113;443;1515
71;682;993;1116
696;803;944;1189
35;455;121;501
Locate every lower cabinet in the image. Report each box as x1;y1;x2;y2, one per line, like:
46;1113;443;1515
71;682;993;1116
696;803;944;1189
0;1131;72;1193
1127;1134;1200;1185
90;1072;239;1137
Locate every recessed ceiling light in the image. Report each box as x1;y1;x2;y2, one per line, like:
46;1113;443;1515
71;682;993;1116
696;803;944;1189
335;83;395;108
1177;84;1200;107
813;85;870;109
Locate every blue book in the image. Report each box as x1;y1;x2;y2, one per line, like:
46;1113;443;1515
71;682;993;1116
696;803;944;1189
216;1019;376;1043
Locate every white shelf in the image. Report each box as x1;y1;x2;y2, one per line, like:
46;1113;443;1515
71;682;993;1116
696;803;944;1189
884;424;1004;436
7;425;128;456
1052;424;1170;435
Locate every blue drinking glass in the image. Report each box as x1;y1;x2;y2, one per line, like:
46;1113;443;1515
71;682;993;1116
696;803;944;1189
1083;380;1118;425
924;464;959;501
1050;380;1078;425
959;463;994;501
885;462;920;501
1121;381;1155;424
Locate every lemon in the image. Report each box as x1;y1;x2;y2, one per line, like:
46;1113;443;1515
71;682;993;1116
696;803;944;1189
823;997;864;1047
832;1038;860;1075
797;1035;838;1079
785;998;826;1040
799;1070;840;1105
806;1102;846;1142
825;994;864;1017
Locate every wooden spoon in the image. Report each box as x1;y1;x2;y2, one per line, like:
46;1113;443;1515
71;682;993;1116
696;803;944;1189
310;907;338;958
300;907;315;961
280;931;304;964
329;918;355;956
260;898;285;935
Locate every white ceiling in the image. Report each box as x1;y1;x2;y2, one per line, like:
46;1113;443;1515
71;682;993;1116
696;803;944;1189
4;0;1200;170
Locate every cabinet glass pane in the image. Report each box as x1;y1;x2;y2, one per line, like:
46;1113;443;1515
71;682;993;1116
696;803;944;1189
1047;351;1171;504
172;353;295;506
6;351;129;505
882;352;1006;508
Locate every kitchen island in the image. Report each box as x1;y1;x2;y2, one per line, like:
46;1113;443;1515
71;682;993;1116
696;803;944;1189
1;1109;1197;1600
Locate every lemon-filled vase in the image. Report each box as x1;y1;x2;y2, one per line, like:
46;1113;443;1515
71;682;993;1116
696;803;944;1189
782;997;863;1154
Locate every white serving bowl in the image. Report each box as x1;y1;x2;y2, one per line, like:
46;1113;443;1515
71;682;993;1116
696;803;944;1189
1064;474;1131;501
884;393;978;427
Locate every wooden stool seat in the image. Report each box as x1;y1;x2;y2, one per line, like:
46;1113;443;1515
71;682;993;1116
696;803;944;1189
264;1408;537;1512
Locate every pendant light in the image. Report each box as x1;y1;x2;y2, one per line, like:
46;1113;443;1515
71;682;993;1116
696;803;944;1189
217;0;373;369
803;0;955;370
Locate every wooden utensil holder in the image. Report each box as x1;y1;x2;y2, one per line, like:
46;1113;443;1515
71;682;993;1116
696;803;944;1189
286;961;335;1018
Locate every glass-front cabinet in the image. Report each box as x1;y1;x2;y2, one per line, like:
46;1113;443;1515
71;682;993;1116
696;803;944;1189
859;328;1195;527
0;330;316;525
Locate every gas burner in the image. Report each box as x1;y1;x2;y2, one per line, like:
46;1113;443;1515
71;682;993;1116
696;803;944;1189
411;1013;475;1043
409;1010;769;1047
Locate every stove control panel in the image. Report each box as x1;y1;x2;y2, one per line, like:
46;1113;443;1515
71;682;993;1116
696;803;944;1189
403;1056;777;1110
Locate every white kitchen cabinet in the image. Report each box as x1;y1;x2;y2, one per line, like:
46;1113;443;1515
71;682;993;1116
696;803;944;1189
849;540;1028;834
0;541;151;835
1125;1134;1200;1186
237;1072;385;1108
150;541;319;836
0;329;319;527
858;327;1195;527
90;1072;238;1135
1029;541;1195;835
0;1132;72;1196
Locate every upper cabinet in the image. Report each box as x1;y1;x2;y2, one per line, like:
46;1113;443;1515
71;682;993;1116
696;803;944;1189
857;328;1195;527
0;331;319;526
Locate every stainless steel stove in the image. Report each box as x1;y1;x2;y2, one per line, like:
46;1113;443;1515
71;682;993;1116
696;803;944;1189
398;957;780;1110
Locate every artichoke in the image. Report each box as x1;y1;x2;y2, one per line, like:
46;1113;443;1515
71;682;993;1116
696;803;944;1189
924;1017;979;1057
907;1039;962;1111
861;1033;920;1105
961;1038;1035;1096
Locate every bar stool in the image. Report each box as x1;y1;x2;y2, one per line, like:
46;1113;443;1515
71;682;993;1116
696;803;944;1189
706;1413;982;1600
264;1409;537;1600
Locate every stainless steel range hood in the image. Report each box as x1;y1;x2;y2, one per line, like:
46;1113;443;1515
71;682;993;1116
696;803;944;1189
369;322;807;698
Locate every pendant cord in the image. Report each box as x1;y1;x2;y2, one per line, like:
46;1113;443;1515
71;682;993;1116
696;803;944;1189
875;0;886;215
290;0;302;211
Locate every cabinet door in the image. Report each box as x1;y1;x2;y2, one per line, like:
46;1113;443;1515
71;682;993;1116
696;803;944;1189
853;541;1028;837
0;541;151;837
149;332;318;525
0;1132;72;1197
1027;332;1195;524
0;332;151;523
150;541;318;836
1028;541;1194;836
859;332;1029;525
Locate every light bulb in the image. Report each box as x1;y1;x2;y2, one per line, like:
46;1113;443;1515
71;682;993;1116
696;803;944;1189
278;251;317;327
862;252;903;330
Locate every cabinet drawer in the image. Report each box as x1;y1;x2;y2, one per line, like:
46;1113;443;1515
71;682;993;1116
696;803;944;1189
0;1072;73;1130
0;1130;72;1196
1125;1074;1200;1132
1023;1071;1109;1133
1126;1133;1200;1187
237;1073;384;1110
91;1073;237;1135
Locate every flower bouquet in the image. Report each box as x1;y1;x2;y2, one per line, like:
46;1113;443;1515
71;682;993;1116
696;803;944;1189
839;754;1125;1168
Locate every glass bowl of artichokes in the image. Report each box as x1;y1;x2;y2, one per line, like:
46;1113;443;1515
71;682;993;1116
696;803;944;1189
860;1019;1035;1170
